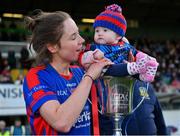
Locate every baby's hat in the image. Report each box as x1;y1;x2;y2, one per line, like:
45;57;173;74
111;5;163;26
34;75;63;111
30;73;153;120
93;4;127;36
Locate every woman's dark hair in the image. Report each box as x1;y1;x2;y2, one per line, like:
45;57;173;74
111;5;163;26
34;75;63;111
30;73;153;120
24;9;71;65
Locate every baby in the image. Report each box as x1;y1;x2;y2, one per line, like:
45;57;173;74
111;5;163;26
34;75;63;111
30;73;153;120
80;4;158;82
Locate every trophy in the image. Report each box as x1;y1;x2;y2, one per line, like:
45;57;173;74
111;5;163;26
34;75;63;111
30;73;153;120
100;76;135;136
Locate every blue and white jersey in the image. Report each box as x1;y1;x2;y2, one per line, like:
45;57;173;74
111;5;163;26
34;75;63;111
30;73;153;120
89;42;137;64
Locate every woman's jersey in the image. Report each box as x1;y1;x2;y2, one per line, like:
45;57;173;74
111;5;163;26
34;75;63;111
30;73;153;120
23;64;91;135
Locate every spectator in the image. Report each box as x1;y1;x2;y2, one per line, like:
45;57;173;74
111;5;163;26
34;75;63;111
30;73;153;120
10;119;26;136
0;58;13;83
14;73;24;85
7;51;17;69
0;120;10;136
19;47;31;69
0;51;3;73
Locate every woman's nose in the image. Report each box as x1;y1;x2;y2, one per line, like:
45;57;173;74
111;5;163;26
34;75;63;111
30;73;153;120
79;35;85;44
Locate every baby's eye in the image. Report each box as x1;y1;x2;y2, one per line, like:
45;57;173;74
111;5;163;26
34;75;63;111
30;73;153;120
103;29;108;32
95;29;99;33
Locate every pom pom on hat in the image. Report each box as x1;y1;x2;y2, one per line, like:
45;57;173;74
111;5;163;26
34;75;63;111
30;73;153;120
106;4;122;13
93;4;127;36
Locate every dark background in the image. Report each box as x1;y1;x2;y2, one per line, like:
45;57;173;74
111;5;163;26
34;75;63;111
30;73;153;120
1;0;180;40
0;0;180;25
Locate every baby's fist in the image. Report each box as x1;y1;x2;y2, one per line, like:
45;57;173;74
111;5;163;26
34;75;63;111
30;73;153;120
93;49;104;60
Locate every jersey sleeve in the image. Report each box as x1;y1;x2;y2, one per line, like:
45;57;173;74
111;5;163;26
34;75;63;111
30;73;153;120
23;68;58;113
78;51;85;66
105;63;129;77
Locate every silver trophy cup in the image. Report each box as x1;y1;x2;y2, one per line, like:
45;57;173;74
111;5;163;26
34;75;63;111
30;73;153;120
101;76;135;136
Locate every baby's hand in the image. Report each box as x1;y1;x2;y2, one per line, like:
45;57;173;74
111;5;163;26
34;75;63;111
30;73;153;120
81;49;104;67
93;49;104;60
81;51;94;65
81;49;105;70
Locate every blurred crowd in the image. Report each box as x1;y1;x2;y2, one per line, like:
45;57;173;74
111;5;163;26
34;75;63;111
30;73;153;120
0;119;31;136
134;38;180;94
0;47;32;85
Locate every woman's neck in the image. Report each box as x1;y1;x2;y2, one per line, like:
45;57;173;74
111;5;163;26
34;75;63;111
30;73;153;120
50;60;70;76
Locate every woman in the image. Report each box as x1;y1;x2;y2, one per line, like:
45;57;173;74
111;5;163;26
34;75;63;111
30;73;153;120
23;10;112;135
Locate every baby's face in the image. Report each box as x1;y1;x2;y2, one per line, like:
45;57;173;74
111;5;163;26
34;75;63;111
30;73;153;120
94;27;121;44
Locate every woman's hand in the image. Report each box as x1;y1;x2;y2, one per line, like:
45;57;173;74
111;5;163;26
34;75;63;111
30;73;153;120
86;58;113;80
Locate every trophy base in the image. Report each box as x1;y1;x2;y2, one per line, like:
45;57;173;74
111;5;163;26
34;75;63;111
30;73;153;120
113;130;122;136
112;115;124;136
105;112;128;117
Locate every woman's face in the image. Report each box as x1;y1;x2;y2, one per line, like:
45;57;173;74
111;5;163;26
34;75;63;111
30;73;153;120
58;18;84;62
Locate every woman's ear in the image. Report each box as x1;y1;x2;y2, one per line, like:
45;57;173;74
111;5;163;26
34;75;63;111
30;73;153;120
47;44;58;53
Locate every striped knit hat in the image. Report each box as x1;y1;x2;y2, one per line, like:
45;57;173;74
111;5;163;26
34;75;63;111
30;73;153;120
93;4;127;36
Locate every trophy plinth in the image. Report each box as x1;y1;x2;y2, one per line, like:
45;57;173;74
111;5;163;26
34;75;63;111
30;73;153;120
100;76;134;136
